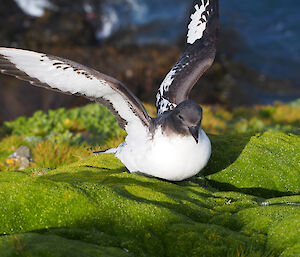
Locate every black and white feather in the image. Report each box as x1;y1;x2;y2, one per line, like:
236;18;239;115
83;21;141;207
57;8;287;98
156;0;218;115
0;48;150;131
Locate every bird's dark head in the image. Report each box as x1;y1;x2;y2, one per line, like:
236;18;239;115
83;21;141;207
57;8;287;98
167;100;203;143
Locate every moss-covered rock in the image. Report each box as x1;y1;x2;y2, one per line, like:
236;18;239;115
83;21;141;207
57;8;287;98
206;131;300;196
0;129;299;256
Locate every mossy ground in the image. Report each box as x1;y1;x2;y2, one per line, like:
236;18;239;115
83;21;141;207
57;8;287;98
0;101;299;257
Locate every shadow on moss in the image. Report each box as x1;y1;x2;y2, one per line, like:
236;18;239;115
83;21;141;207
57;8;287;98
201;133;254;176
205;179;296;198
42;169;220;224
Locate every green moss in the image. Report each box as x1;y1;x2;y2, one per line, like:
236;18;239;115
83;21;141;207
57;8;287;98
0;143;299;256
280;243;300;257
0;233;131;257
0;101;299;256
206;131;300;196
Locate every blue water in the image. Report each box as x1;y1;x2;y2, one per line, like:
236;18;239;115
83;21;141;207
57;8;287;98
220;0;300;84
100;0;300;88
16;0;300;90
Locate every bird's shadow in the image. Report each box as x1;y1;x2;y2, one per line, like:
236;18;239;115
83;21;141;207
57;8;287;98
200;133;254;176
203;179;296;198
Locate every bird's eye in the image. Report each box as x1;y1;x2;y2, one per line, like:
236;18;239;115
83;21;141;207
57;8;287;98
178;115;184;120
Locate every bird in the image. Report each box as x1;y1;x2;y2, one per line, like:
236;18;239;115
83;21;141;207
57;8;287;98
0;0;218;181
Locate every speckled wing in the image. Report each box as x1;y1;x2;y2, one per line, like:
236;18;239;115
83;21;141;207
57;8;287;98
156;0;218;115
0;47;151;130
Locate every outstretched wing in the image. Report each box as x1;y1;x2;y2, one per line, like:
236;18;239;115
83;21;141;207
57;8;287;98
0;47;151;131
156;0;219;115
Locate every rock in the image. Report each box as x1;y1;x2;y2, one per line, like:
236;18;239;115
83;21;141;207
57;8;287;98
6;145;33;170
15;145;31;159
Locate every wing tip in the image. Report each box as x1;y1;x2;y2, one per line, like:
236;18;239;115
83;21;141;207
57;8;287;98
187;0;219;45
0;47;45;60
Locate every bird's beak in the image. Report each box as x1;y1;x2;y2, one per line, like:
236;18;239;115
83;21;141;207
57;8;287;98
189;126;199;144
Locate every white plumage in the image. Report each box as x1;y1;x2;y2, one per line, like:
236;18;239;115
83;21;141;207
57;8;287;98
116;127;211;181
187;0;210;45
156;69;177;115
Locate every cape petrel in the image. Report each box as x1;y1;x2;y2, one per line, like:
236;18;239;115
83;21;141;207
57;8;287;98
0;0;218;181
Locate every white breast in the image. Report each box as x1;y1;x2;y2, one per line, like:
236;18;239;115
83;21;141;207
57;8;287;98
115;127;211;181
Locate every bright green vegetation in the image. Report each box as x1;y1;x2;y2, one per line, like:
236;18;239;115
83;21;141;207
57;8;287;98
201;99;300;135
2;104;125;145
0;100;299;256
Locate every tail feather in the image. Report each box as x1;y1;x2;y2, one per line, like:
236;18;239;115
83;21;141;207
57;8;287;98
93;148;117;155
